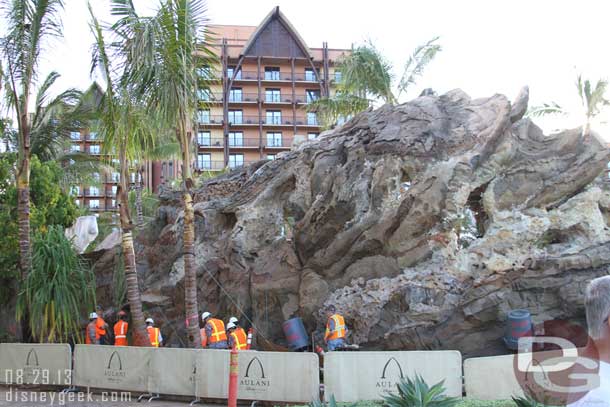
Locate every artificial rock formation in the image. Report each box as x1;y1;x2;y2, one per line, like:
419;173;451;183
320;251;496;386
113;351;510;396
93;88;610;356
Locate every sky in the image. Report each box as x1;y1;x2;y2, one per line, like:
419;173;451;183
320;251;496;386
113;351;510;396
21;0;610;141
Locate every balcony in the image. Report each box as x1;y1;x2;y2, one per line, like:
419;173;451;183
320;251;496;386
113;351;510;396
195;160;259;171
228;93;258;103
197;115;224;126
228;138;261;148
226;71;320;83
197;137;224;148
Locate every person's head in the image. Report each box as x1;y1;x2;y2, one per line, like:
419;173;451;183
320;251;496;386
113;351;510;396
229;317;238;326
145;317;154;326
89;312;98;321
201;312;211;323
118;310;127;321
227;322;236;332
585;276;610;341
326;305;336;318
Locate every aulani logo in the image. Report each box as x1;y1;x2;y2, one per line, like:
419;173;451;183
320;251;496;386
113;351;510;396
241;357;270;391
104;351;126;379
25;348;39;367
376;357;404;388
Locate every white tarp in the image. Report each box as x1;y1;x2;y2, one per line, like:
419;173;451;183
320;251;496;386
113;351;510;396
464;354;524;400
73;345;152;392
148;348;198;396
0;343;72;385
236;351;320;402
324;351;462;402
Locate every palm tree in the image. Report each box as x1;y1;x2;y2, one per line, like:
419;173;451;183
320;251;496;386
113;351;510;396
111;0;217;347
528;74;610;137
1;0;65;282
308;37;441;128
88;4;156;346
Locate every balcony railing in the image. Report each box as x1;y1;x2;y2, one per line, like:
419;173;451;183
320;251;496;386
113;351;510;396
198;116;319;126
201;93;320;104
197;115;224;125
197;137;291;149
228;93;258;102
226;71;321;82
197;137;224;147
195;160;259;171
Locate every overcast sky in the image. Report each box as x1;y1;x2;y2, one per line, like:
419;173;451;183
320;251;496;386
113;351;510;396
27;0;610;141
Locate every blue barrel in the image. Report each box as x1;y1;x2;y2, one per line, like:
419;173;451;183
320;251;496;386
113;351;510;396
282;317;308;351
503;309;533;350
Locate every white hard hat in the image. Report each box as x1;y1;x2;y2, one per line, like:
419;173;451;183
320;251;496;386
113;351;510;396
89;312;98;319
229;317;238;325
201;312;211;321
227;322;236;330
145;317;154;324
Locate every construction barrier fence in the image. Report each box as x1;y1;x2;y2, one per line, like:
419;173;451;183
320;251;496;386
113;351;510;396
0;343;72;386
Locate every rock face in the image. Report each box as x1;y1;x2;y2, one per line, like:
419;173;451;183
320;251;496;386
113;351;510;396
93;89;610;356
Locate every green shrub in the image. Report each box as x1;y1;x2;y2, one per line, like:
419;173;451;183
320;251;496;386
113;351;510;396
383;375;460;407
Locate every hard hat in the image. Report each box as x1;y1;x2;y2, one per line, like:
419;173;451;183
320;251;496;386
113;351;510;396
89;312;98;319
201;312;211;321
145;317;154;324
229;317;238;325
227;322;236;330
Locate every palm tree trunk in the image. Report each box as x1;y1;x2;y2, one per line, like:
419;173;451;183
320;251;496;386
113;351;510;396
135;170;144;226
180;126;201;348
118;156;150;346
16;161;31;279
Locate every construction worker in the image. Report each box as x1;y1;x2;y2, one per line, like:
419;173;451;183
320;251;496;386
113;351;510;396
146;318;162;347
227;321;247;350
85;312;100;344
201;312;228;349
324;305;347;351
95;306;109;345
113;310;129;346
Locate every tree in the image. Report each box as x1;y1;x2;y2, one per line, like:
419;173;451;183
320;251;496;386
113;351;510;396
0;0;66;281
528;74;610;137
308;38;441;129
88;4;157;346
112;0;217;348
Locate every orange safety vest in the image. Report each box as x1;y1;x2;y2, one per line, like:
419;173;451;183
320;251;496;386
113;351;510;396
147;326;160;347
207;318;227;343
114;320;128;346
325;314;346;341
200;328;208;347
230;327;247;350
96;317;107;336
85;321;99;344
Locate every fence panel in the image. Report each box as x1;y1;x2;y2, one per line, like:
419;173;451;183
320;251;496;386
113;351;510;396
0;343;71;385
324;351;462;402
148;348;198;396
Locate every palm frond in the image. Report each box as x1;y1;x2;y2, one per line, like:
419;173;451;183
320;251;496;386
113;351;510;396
307;94;369;129
526;102;566;118
397;36;442;99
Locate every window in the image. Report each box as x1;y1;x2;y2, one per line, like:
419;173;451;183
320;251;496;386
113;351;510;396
92;172;100;182
229;88;242;102
89;186;99;196
264;67;280;81
267;154;276;160
89;145;101;154
111;172;119;182
307;112;318;125
197;88;211;101
70;186;80;195
111;199;117;208
334;70;342;83
197;109;210;124
306;89;320;103
130;173;136;183
111;185;117;195
308;132;318;140
89;199;100;209
197;131;211;146
89;132;98;140
228;154;244;169
197;154;211;170
266;110;282;124
70;131;81;140
228;132;243;147
228;110;243;124
197;65;211;79
168;162;174;179
265;89;281;103
227;66;241;80
266;132;282;147
305;68;316;82
75;199;80;207
70;144;80;153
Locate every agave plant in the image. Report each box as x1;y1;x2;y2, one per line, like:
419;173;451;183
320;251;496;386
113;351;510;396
310;394;340;407
512;394;560;407
382;375;460;407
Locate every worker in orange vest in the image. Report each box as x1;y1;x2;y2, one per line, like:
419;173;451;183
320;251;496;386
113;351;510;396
227;321;247;350
114;310;129;346
201;312;228;349
95;306;109;345
324;305;347;351
146;318;162;347
85;312;100;344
